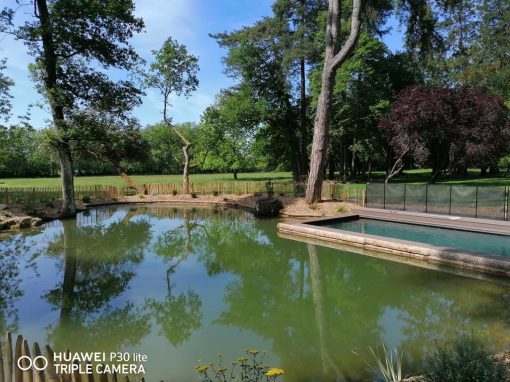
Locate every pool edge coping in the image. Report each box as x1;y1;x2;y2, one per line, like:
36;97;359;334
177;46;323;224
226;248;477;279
277;211;510;278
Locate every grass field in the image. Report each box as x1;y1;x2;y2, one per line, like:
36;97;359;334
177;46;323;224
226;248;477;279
0;169;509;188
370;168;510;187
0;172;294;188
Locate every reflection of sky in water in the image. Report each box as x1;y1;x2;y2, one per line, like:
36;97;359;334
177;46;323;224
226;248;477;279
0;205;509;382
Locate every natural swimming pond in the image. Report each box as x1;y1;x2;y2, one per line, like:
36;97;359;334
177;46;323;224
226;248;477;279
0;205;509;381
316;217;510;257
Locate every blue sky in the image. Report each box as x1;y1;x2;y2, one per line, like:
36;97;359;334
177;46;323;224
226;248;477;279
1;0;403;129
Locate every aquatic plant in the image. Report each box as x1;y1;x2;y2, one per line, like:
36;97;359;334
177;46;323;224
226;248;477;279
195;349;284;382
367;345;403;382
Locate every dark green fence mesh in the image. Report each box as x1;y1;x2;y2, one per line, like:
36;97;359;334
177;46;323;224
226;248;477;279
385;184;405;210
450;186;477;217
477;187;506;220
404;184;427;213
366;183;509;221
426;185;451;215
366;183;385;209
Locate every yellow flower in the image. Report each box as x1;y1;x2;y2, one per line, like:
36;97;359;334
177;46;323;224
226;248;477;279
266;368;284;377
195;364;210;373
247;349;260;355
216;367;227;373
238;356;248;362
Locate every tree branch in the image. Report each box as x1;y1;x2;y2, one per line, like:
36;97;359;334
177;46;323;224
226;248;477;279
330;0;363;71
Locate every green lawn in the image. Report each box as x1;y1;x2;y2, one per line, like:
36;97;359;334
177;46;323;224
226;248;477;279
1;168;509;188
369;168;510;187
0;172;293;188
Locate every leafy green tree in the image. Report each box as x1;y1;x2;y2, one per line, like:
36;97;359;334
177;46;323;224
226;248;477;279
145;37;199;193
0;58;13;122
0;125;58;177
199;89;264;178
212;0;328;180
312;33;422;181
467;0;510;103
65;111;149;185
141;123;183;174
1;0;144;216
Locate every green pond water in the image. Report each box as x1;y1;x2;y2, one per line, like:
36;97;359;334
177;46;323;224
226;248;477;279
320;218;510;257
0;204;509;382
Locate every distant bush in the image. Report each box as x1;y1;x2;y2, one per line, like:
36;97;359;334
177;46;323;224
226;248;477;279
191;192;198;198
82;196;91;203
212;190;219;196
172;189;178;196
424;334;507;382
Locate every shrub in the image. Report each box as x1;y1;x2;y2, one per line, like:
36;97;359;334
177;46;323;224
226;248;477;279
191;192;198;198
172;189;178;196
212;190;219;196
424;334;507;382
82;196;91;203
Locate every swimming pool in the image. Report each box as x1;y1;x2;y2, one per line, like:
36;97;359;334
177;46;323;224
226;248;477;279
278;208;510;277
316;217;510;257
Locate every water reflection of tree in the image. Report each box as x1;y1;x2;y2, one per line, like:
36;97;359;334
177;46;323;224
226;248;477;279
171;213;510;381
0;229;43;333
44;214;153;352
145;208;203;347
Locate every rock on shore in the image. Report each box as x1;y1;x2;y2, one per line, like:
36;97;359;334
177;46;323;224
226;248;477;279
0;215;42;231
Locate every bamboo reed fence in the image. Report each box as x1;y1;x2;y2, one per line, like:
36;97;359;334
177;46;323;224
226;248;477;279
0;332;145;382
0;182;365;206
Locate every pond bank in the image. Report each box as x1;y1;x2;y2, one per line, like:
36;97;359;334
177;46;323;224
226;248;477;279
0;194;356;231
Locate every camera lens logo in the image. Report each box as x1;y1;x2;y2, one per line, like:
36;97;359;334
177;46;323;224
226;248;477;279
17;356;48;371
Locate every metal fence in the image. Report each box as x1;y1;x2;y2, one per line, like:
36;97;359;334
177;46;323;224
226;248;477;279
366;183;510;221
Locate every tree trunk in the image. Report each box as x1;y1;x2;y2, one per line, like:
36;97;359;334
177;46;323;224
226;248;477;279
342;140;348;183
305;0;362;203
58;147;76;217
299;58;309;177
351;138;356;177
183;143;191;194
163;104;192;194
233;169;238;180
306;70;336;202
36;0;76;217
328;151;335;180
